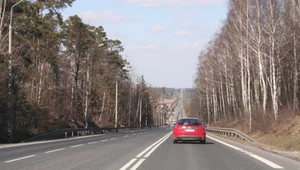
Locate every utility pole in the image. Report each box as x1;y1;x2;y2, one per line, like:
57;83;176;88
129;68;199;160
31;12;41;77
8;0;25;143
128;84;132;127
115;76;118;128
139;98;142;128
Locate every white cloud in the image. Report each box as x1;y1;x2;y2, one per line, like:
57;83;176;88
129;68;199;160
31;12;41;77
79;10;130;24
123;0;227;7
174;30;189;37
127;44;156;50
151;25;163;32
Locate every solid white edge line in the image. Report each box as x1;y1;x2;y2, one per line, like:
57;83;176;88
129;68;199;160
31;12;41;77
45;148;65;153
71;144;84;148
130;159;145;170
143;133;171;158
88;141;98;144
207;135;241;151
250;154;284;169
119;159;137;170
5;155;36;163
136;132;171;158
207;135;284;169
0;134;106;149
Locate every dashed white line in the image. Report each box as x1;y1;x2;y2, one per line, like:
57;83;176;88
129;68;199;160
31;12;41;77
88;141;98;144
5;155;36;163
71;144;84;148
133;134;136;135
110;138;116;140
45;148;65;153
119;158;137;170
124;135;128;137
101;139;108;142
207;135;284;169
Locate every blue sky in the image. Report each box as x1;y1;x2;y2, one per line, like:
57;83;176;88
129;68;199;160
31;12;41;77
62;0;228;88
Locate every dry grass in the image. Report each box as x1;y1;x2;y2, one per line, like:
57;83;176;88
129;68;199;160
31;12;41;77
212;112;300;151
254;115;300;151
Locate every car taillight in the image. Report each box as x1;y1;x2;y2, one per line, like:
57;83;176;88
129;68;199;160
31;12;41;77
196;125;204;130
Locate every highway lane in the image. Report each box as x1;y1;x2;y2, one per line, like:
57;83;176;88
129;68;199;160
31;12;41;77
0;128;167;170
138;134;300;170
0;129;150;162
1;128;300;170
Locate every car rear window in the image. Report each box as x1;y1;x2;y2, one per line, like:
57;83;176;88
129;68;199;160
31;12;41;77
177;119;201;125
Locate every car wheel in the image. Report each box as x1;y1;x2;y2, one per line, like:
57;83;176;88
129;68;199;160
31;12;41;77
173;140;177;144
201;138;206;144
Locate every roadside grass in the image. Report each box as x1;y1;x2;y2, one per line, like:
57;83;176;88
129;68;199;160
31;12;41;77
256;134;300;151
211;113;300;152
254;115;300;151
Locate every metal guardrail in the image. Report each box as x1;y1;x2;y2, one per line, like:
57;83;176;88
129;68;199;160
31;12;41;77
22;126;150;143
206;127;255;142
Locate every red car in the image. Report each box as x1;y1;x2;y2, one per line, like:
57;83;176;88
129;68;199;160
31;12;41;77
172;117;206;144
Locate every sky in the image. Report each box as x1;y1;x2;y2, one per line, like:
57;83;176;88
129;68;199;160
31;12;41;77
61;0;228;88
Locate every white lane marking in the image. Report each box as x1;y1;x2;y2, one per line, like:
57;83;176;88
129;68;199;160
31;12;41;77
250;154;284;169
207;135;284;169
45;148;65;153
101;139;108;142
88;141;98;144
119;159;137;170
5;155;36;163
119;132;171;170
71;144;84;148
0;134;105;149
207;135;241;151
136;132;172;158
133;134;136;135
130;159;145;170
144;133;171;158
110;138;116;140
124;135;128;137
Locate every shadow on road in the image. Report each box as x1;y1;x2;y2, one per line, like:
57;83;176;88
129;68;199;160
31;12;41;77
174;141;214;145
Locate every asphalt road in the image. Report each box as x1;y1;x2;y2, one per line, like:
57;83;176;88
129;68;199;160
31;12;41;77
0;128;299;170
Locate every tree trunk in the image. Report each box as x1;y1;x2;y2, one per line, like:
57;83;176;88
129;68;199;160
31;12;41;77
99;92;106;123
84;55;90;128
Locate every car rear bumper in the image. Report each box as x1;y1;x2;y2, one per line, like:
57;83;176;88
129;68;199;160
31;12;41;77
174;136;205;141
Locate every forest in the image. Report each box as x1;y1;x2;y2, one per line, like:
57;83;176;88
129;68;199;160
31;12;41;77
191;0;300;132
0;0;161;143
